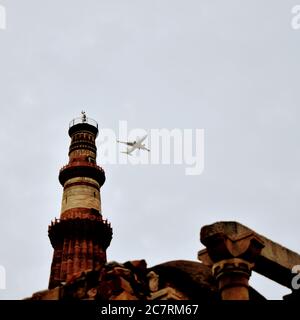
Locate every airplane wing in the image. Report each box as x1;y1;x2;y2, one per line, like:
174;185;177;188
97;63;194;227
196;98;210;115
126;145;137;154
137;134;148;144
117;140;130;145
117;140;135;146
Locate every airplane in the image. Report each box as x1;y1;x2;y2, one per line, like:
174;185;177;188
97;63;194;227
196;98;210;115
117;134;150;155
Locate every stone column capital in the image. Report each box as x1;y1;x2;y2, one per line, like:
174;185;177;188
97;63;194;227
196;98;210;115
200;221;265;263
212;258;254;280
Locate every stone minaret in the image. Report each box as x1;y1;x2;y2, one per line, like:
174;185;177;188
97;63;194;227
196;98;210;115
48;113;112;289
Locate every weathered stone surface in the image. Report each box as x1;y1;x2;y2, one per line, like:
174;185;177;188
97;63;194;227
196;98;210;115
110;291;138;300
107;267;132;279
28;259;214;300
150;260;218;300
150;287;186;300
124;260;147;272
29;287;61;300
61;178;101;213
147;271;159;292
199;221;300;289
118;277;134;294
27;257;266;301
87;288;97;299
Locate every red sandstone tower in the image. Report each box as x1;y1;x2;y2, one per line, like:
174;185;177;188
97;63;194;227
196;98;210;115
48;113;112;289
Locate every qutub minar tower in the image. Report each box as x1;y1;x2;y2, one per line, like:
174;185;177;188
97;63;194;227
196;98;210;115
48;112;112;289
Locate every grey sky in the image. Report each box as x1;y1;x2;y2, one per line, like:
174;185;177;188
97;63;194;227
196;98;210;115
0;0;299;299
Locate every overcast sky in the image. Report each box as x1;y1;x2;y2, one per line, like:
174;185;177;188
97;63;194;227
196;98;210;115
0;0;300;299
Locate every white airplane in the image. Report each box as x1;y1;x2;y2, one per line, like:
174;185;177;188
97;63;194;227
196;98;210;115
117;134;150;155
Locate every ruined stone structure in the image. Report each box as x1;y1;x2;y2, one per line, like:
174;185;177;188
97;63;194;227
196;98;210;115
198;221;300;300
27;115;300;300
48;114;112;289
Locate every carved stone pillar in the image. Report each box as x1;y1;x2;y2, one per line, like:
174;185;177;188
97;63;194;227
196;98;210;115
198;221;265;300
212;258;254;300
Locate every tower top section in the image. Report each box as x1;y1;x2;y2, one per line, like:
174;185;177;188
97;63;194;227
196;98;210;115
68;111;99;137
